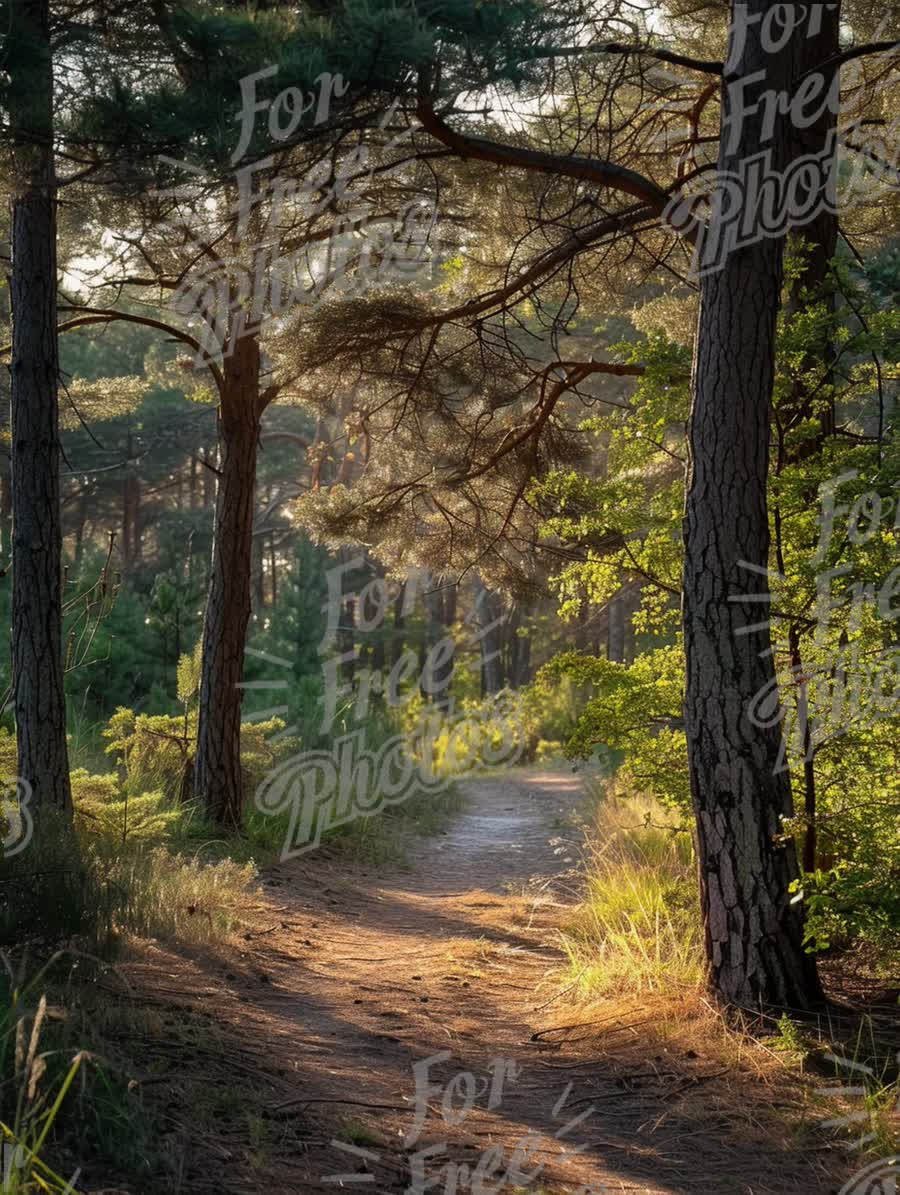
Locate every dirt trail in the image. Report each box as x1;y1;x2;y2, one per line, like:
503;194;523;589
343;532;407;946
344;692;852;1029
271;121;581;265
120;769;851;1195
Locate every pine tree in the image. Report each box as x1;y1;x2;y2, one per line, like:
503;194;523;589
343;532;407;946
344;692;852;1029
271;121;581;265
4;0;72;812
278;0;898;1008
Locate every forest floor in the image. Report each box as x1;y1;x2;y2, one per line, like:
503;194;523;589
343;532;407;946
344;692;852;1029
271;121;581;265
98;768;871;1195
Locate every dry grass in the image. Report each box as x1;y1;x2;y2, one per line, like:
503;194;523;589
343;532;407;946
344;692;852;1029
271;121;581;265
554;779;899;1175
561;781;703;998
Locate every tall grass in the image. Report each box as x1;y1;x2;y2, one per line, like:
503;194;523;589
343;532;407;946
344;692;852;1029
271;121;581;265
1;954;91;1194
0;781;257;953
562;780;704;997
0;949;165;1193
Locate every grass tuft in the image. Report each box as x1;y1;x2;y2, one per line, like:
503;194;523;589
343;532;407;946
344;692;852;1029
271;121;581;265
561;780;703;997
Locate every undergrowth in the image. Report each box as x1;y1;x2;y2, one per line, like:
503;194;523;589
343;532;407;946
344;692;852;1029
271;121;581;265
561;776;703;997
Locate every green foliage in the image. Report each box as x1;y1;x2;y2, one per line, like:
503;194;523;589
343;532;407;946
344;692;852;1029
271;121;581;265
794;854;900;956
176;641;203;705
0;952;161;1186
0;965;88;1194
535;332;689;634
542;645;689;811
62;566;201;722
540;249;900;961
241;535;330;748
521;672;583;746
425;692;529;777
74;0;564;180
102;707;299;801
147;571;203;677
0;759;258;952
72;769;179;845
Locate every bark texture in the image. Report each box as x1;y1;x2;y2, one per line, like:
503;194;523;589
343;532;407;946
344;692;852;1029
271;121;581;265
683;1;822;1009
8;0;72;810
194;337;260;826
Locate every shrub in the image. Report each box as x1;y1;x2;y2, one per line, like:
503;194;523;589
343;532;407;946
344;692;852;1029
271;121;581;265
102;706;299;800
0;754;258;951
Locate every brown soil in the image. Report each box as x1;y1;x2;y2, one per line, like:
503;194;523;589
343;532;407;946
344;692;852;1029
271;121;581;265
102;768;865;1195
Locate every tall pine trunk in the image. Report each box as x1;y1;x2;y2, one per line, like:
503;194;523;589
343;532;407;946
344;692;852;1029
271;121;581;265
683;1;822;1009
8;0;72;811
194;337;260;826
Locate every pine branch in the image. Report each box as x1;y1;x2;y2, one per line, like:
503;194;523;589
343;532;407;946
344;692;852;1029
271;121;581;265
415;94;671;212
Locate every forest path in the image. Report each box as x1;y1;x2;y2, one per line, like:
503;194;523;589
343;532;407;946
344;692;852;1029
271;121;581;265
122;769;849;1195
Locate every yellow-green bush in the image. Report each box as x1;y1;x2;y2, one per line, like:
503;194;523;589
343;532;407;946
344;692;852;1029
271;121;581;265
401;690;531;778
72;769;179;844
0;742;259;951
103;707;298;799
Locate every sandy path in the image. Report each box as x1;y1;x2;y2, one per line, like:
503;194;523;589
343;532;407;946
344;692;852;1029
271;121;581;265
115;769;852;1195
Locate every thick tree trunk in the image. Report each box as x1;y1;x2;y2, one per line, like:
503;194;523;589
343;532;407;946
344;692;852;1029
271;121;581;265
683;2;822;1009
8;0;72;811
194;338;260;826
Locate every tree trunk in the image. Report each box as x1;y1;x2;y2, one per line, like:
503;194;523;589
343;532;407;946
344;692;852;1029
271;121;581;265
514;621;532;687
8;0;72;812
252;533;265;614
682;2;822;1009
475;575;504;695
607;591;626;663
0;472;12;562
122;434;140;569
391;580;407;666
194;337;260;826
422;576;455;710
